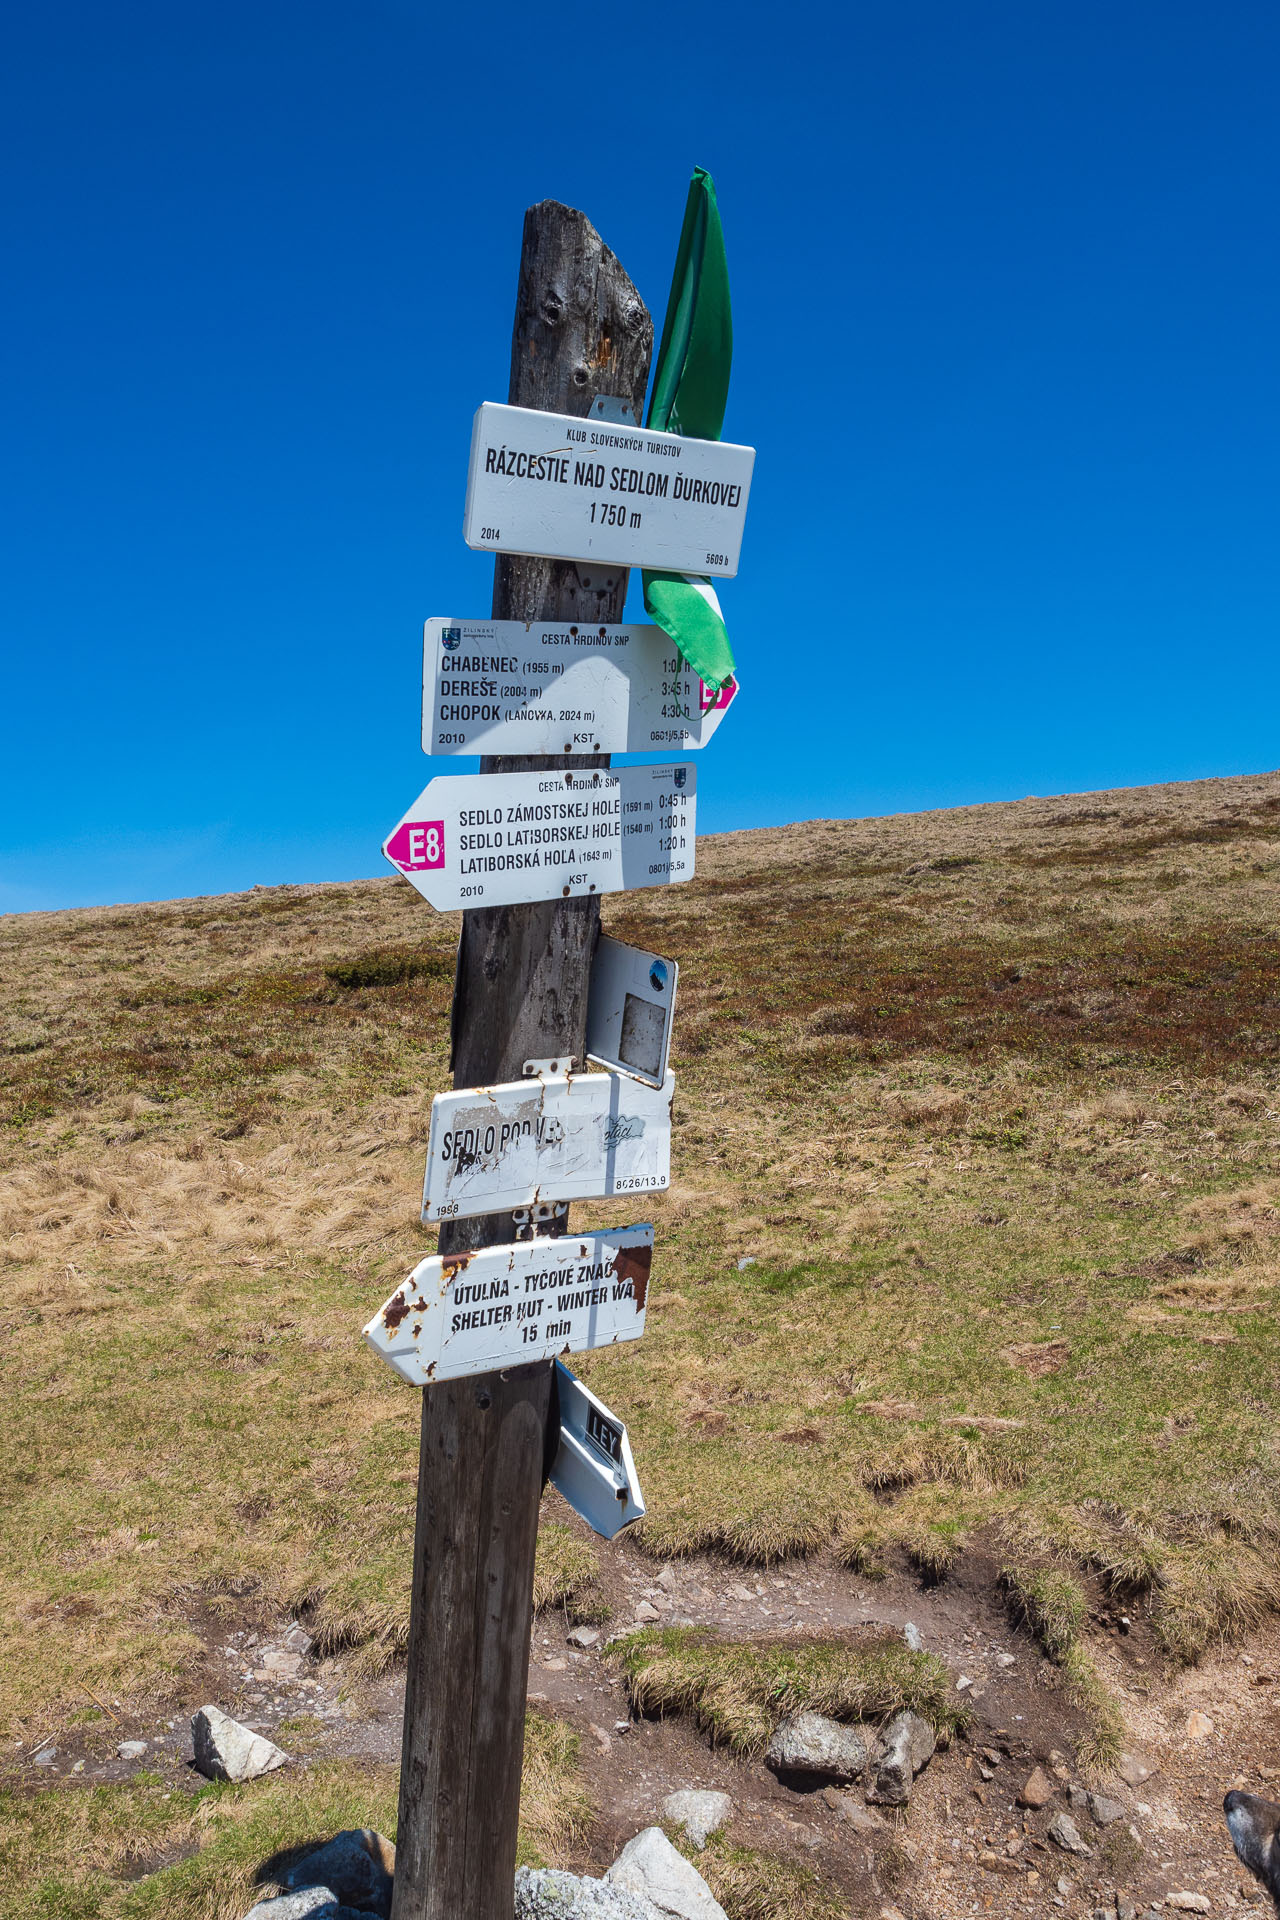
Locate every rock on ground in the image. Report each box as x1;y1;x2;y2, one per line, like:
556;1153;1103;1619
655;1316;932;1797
1017;1766;1055;1809
866;1712;936;1806
661;1790;733;1849
514;1867;660;1918
1087;1790;1125;1827
765;1711;867;1783
283;1829;394;1916
192;1705;288;1783
116;1739;147;1760
1046;1811;1093;1856
1165;1897;1211;1914
240;1890;367;1920
606;1827;728;1920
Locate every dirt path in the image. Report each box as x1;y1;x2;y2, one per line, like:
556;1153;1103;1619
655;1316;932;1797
25;1522;1280;1917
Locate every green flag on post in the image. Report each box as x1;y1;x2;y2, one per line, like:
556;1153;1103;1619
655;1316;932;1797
643;168;737;693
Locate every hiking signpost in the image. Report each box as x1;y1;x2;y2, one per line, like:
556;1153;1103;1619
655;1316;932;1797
373;181;751;1920
463;400;754;573
364;1226;652;1385
419;1068;674;1221
422;616;738;756
383;763;696;911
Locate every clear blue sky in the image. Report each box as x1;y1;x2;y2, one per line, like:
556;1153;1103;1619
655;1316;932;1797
4;1;1277;912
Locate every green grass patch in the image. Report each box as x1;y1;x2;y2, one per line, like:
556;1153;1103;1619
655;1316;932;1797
609;1625;965;1755
681;1827;848;1920
0;1712;583;1917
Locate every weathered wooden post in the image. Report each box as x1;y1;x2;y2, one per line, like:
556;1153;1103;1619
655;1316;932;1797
389;203;653;1920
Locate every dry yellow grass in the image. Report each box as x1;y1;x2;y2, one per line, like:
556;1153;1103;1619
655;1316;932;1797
4;767;1280;1753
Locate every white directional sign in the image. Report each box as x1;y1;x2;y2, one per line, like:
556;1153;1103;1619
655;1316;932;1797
423;617;738;757
586;936;678;1090
463;402;755;576
421;1069;674;1224
362;1227;652;1386
549;1361;645;1539
384;764;695;913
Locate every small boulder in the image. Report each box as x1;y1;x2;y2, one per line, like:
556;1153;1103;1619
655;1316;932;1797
1165;1896;1211;1914
31;1747;56;1767
766;1712;867;1783
662;1790;732;1848
634;1601;662;1624
1018;1766;1055;1809
240;1892;343;1920
284;1830;394;1916
117;1740;148;1761
1088;1791;1125;1827
1116;1751;1157;1786
866;1712;935;1806
568;1626;601;1650
1184;1710;1214;1739
607;1826;727;1919
192;1705;288;1783
1046;1811;1093;1856
515;1868;656;1918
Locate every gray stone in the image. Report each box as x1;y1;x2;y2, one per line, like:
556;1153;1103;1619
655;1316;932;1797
662;1789;732;1848
567;1626;601;1649
1068;1783;1089;1810
1117;1902;1138;1920
240;1891;341;1920
1047;1811;1093;1856
261;1648;304;1679
765;1711;867;1783
607;1827;728;1919
116;1739;148;1761
284;1623;313;1655
192;1705;288;1782
31;1747;56;1767
1088;1791;1125;1827
866;1711;936;1806
515;1867;659;1918
902;1622;924;1651
284;1829;394;1915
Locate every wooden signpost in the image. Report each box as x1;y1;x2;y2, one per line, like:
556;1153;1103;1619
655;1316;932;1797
387;203;655;1920
380;196;752;1920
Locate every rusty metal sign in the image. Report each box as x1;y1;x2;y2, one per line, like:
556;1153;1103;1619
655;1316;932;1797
548;1360;645;1538
363;1227;652;1386
421;1068;674;1224
462;401;755;576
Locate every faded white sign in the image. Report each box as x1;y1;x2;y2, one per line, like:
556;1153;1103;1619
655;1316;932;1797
384;763;695;913
463;402;754;576
362;1227;652;1386
421;1069;674;1223
422;617;738;757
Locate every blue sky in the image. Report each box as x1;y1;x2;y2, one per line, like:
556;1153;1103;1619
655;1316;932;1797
3;1;1277;912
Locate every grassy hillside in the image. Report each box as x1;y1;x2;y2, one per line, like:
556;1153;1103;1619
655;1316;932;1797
4;768;1280;1751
